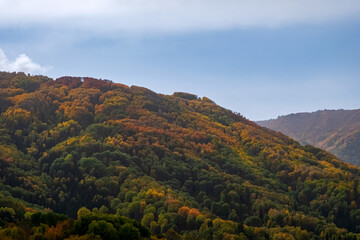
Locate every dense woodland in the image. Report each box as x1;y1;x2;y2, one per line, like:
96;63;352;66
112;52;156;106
1;72;360;239
257;109;360;166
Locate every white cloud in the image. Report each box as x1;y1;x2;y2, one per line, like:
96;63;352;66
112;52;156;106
0;48;48;74
0;0;359;32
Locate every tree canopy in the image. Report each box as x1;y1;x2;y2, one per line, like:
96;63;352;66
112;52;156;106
1;72;360;239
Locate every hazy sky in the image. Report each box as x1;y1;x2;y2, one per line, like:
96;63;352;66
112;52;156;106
0;0;359;120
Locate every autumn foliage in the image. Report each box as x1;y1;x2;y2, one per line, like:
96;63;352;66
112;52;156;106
1;72;360;239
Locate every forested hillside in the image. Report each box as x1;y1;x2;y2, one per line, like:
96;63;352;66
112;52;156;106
257;109;360;166
1;72;360;239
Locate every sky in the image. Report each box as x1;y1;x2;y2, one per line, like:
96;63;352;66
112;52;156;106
0;0;359;120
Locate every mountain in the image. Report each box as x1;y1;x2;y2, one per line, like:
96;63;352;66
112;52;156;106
1;72;360;239
257;109;360;166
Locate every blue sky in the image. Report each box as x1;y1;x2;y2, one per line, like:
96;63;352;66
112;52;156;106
0;0;359;120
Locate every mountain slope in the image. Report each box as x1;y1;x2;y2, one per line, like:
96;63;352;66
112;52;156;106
1;72;360;239
257;109;360;166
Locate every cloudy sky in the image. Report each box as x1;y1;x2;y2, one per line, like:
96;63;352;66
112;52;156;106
0;0;359;120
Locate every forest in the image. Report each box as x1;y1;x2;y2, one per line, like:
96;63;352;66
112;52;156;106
1;72;360;239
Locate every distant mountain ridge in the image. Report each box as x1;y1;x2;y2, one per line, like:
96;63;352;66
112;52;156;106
257;109;360;166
